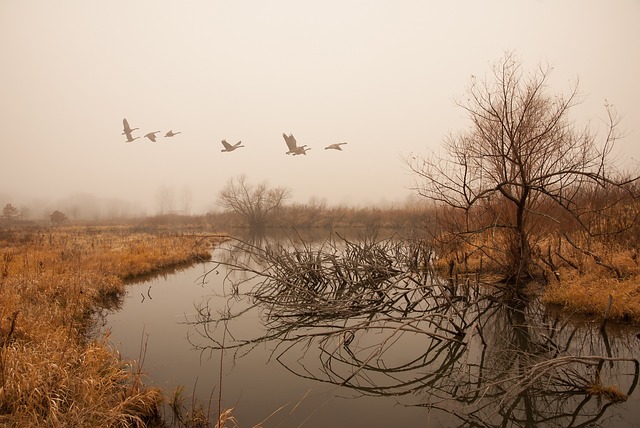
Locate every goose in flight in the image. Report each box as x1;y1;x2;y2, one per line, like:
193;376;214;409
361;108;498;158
144;131;161;142
292;145;311;155
325;142;347;151
283;133;308;155
221;139;244;152
122;118;139;142
165;130;181;137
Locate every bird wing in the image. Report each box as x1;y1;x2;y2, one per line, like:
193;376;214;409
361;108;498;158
282;133;297;151
221;140;232;150
326;142;346;150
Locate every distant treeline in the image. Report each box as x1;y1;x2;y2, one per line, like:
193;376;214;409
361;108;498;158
0;202;436;234
143;203;437;232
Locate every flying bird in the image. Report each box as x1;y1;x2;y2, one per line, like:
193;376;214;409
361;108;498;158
122;118;138;136
325;142;347;151
221;140;244;152
122;118;139;142
292;145;311;155
144;131;161;142
165;130;181;137
283;133;308;155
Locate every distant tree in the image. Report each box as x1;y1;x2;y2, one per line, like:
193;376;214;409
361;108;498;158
408;52;639;284
156;185;175;215
19;205;30;220
218;174;291;228
180;185;193;215
68;204;80;220
49;210;68;225
1;203;20;221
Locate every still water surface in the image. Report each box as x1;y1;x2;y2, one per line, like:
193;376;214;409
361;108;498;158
105;240;640;427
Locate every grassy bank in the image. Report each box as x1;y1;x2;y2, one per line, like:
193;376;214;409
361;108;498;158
432;233;640;324
0;226;227;427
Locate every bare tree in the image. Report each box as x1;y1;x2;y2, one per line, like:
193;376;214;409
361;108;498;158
155;185;175;215
408;52;638;283
180;185;193;215
218;174;291;228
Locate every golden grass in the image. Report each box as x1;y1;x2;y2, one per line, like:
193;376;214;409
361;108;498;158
584;381;628;402
583;368;629;403
428;229;640;324
538;238;640;323
0;225;228;427
541;269;640;324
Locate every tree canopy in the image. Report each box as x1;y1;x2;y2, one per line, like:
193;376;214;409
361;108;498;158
50;210;68;225
1;204;19;221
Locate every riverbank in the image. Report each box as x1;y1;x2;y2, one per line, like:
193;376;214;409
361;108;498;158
0;226;227;427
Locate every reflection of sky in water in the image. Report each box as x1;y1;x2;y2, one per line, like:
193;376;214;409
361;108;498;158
107;261;442;426
106;246;640;427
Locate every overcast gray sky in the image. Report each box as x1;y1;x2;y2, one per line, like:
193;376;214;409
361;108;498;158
1;1;638;217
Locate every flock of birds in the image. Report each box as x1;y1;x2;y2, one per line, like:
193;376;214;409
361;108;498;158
122;118;182;143
122;118;348;155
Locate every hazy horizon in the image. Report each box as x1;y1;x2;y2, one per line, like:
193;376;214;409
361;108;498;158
2;1;639;219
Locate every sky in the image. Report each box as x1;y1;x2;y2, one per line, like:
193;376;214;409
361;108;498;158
1;1;639;218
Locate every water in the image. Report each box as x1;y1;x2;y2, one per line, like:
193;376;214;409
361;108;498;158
105;239;640;427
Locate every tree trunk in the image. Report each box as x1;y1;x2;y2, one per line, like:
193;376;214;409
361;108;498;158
510;189;532;285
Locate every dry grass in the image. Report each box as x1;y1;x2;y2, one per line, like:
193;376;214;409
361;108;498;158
537;238;640;323
427;229;640;323
542;268;640;324
0;225;228;427
582;366;629;403
584;381;628;402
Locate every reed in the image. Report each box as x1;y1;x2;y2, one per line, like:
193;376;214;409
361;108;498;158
0;225;227;427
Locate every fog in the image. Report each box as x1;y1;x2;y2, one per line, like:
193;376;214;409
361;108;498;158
1;1;639;219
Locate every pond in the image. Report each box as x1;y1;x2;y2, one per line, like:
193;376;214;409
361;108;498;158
105;232;640;427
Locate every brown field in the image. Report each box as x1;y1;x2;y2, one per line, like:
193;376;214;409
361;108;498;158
0;226;227;427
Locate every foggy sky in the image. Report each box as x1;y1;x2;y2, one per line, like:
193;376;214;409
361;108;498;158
1;1;639;218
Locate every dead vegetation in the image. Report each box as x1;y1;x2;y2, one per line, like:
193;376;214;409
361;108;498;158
186;230;639;427
0;225;227;427
428;208;640;324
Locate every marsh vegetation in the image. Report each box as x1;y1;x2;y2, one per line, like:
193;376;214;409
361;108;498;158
0;226;225;427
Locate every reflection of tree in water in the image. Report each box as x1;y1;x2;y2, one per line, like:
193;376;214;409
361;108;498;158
437;301;639;427
190;232;639;427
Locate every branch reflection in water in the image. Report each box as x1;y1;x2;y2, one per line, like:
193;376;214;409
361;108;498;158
187;229;639;427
